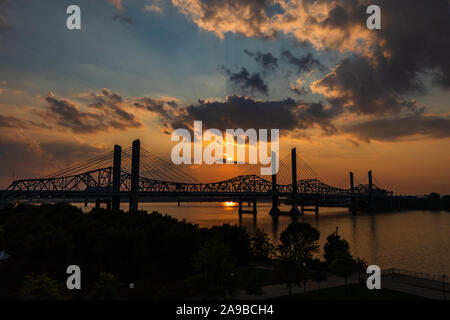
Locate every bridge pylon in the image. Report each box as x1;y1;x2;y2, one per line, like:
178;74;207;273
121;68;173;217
112;145;122;212
269;151;280;216
129;139;140;212
289;148;302;216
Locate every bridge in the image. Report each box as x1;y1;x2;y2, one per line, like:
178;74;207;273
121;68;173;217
1;139;404;216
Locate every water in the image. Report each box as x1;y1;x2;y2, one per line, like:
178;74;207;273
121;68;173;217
77;202;450;277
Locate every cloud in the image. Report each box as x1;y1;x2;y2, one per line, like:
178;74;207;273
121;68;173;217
144;0;164;13
113;13;135;26
311;54;421;116
156;95;338;136
290;78;309;96
173;0;450;117
219;66;269;95
107;0;126;11
342;111;450;142
171;0;374;51
0;114;51;130
144;4;163;13
282;50;323;74
0;136;105;183
39;89;142;134
133;96;179;132
171;0;276;39
244;49;278;72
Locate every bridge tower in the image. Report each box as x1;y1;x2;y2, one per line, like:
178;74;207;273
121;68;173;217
269;151;280;216
112;145;122;212
129;139;140;212
289;148;302;216
349;171;356;214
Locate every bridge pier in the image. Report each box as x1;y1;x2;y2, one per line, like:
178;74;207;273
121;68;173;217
238;198;257;215
129;139;140;212
112;145;122;212
289;148;302;216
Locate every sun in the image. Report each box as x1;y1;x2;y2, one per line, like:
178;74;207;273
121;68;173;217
223;201;236;207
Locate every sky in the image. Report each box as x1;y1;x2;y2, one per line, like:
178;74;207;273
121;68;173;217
0;0;449;194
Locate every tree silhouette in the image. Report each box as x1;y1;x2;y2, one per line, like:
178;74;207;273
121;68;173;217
277;257;308;296
329;250;358;289
323;227;350;265
278;222;320;263
86;272;124;300
355;257;368;282
277;222;320;296
249;228;275;262
17;273;65;300
186;240;236;299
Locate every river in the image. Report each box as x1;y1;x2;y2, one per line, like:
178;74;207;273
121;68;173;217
78;202;450;277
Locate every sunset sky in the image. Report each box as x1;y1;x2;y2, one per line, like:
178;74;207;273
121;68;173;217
0;0;449;194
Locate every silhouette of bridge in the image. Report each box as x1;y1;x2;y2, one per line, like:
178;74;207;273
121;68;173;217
1;139;403;215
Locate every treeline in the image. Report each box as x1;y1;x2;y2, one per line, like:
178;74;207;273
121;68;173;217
0;203;365;299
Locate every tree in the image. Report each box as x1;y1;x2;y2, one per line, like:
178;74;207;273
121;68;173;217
211;224;252;266
86;272;124;300
277;257;308;296
329;250;358;289
323;227;350;265
249;229;275;262
186;240;236;299
355;257;368;282
277;223;319;296
278;222;320;264
309;258;328;289
17;273;65;300
312;269;327;289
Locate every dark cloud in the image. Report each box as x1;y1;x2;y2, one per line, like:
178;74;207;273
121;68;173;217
342;111;450;142
312;0;450;116
282;51;324;74
0;114;51;130
160;95;338;136
244;49;278;72
0;114;29;128
219;66;269;95
0;136;104;183
133;97;178;119
174;0;450;124
312;54;421;116
40;90;141;134
112;13;135;26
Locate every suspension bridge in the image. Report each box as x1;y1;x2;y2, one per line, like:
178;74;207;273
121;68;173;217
1;139;409;215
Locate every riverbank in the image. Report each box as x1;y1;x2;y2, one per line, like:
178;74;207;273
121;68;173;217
235;269;448;300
